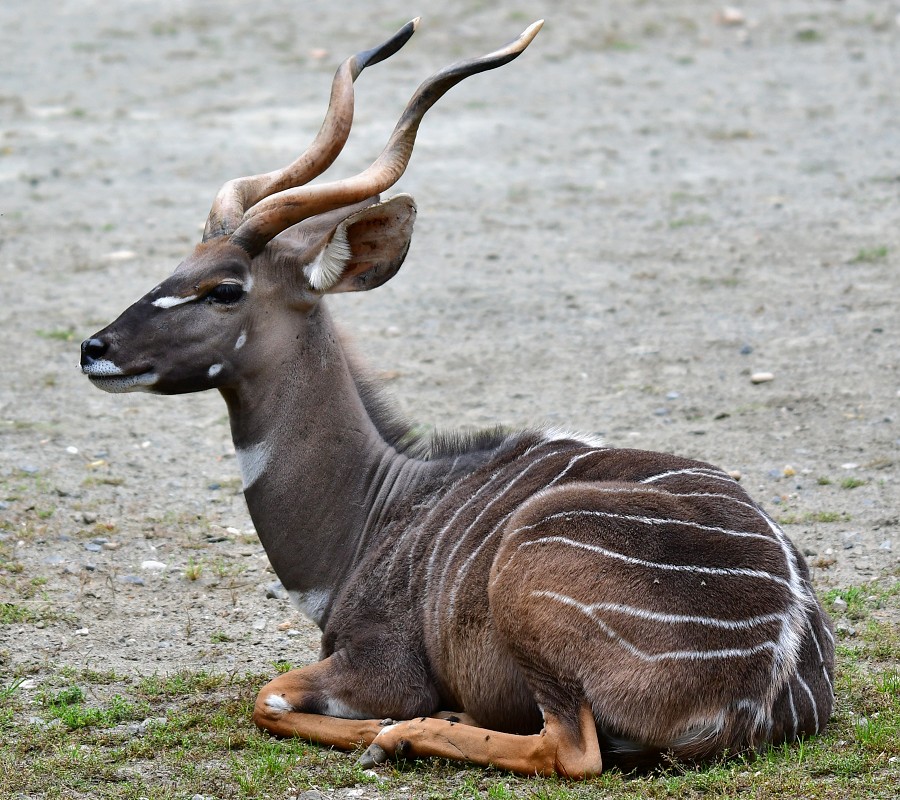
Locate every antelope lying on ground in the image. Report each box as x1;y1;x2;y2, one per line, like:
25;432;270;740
80;20;834;777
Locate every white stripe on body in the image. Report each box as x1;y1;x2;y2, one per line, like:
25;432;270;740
640;467;736;485
536;591;778;663
531;592;784;630
795;674;819;732
510;534;793;588
438;442;575;622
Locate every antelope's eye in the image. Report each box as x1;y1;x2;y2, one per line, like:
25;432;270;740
208;283;244;304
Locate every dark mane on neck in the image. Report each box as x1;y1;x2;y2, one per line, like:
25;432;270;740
342;342;515;461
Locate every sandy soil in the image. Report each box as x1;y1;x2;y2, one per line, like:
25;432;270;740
1;0;898;683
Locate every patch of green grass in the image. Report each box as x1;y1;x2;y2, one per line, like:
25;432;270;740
668;214;711;229
778;509;851;525
2;580;899;797
795;28;824;43
35;328;76;342
0;602;36;624
841;477;866;490
850;245;888;263
816;476;832;486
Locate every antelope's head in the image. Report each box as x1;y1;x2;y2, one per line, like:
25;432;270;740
80;20;542;395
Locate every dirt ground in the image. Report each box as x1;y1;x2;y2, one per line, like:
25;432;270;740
2;0;898;691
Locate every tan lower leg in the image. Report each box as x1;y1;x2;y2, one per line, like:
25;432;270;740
360;702;602;778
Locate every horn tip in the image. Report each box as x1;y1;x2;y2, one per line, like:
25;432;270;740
520;19;544;46
410;16;421;30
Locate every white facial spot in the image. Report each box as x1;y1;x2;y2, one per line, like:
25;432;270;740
151;294;198;309
208;363;222;378
264;695;293;713
288;588;332;627
244;275;254;293
235;440;272;489
234;331;247;350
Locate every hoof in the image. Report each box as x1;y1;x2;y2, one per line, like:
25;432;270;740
357;743;389;768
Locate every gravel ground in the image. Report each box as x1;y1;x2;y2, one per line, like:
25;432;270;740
1;0;898;685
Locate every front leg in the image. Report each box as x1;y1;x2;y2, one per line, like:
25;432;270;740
253;657;388;749
359;703;602;778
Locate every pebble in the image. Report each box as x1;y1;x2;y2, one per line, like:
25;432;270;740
297;791;328;800
739;344;753;355
74;628;89;636
265;581;287;600
141;560;167;571
878;539;892;551
84;543;102;553
43;555;65;565
66;446;79;455
832;597;848;611
653;407;670;416
286;629;302;637
665;391;680;400
252;618;267;631
841;532;860;550
19;465;39;474
120;575;145;586
82;511;98;524
102;541;120;551
835;621;856;637
123;717;167;736
750;372;774;384
0;501;8;510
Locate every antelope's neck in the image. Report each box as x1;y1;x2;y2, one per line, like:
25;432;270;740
218;304;422;626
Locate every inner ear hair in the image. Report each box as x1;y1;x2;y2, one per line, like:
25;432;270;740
307;194;417;294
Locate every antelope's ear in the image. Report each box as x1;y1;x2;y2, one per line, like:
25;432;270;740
304;194;416;293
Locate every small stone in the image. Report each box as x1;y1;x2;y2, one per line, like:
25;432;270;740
207;483;221;491
653;407;670;416
277;620;292;631
286;629;302;637
739;344;753;355
0;501;8;511
878;539;892;551
74;628;89;636
19;465;39;474
82;511;98;524
665;391;680;400
835;621;856;637
265;581;287;600
120;575;145;586
66;446;79;455
252;618;267;631
750;372;774;384
43;554;65;565
141;560;167;571
824;547;834;555
842;532;860;550
716;7;746;26
782;465;796;477
832;597;848;611
84;543;102;553
840;463;859;470
727;470;742;481
298;791;328;800
102;541;120;551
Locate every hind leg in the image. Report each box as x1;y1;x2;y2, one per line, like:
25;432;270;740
359;702;602;778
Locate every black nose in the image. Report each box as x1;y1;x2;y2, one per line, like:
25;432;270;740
80;337;108;364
